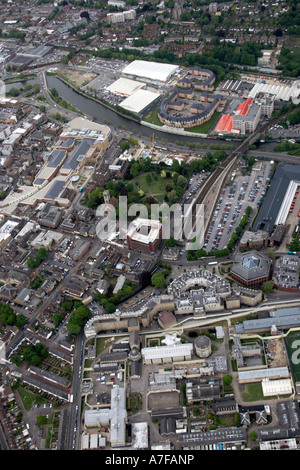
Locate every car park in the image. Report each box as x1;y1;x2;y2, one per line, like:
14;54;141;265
204;162;272;252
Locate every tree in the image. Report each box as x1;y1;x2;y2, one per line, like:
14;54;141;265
120;140;130;151
262;280;274;293
151;272;165;288
130;163;140;178
223;374;233;386
177;175;187;187
165;237;176;248
67;304;91;335
167;189;178;204
16;314;26;329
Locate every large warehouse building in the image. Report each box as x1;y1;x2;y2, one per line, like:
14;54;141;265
122;60;179;82
253;164;300;235
119;88;161;117
106;77;145;97
248;81;300;103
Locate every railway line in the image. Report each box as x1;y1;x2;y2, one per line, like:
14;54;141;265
191;108;300;234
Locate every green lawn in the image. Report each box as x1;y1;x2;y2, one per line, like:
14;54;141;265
241;383;264;402
143;105;164;126
184;111;221;134
96;337;109;356
130;172;173;200
285;334;300;382
18;387;46;410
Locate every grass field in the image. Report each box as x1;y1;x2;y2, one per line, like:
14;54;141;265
18;387;46;410
143;105;164;126
241;383;265;402
184;111;221;134
129;172;173;202
285;334;300;382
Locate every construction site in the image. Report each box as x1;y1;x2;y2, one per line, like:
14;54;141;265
264;338;289;369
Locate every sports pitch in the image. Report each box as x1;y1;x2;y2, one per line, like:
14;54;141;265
285;334;300;382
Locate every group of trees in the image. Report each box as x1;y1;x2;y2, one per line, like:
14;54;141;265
53;300;74;328
289;233;300;252
66;304;92;335
83;150;230;219
204;41;263;67
11;342;48;368
91;38;264;87
30;275;44;290
95;280;135;314
0;302;26;330
274;141;300;157
151;264;172;288
279;107;300;129
278;47;300;78
27;247;48;269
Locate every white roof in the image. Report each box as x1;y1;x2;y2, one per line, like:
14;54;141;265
127;217;161;244
248;82;300;102
262;378;292;396
142;343;193;360
120;89;161;114
0;220;19;234
107;77;145;96
122;60;179;82
131;422;148;449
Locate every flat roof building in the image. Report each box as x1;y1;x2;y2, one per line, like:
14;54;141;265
253;164;300;235
126;218;162;253
122;60;179;82
119;89;161;117
141;343;193;364
106;77;145;97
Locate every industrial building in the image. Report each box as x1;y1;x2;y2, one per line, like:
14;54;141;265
214;98;261;135
239;230;269;250
235;306;300;335
248;81;300;103
261;378;293;397
107;9;136;23
106;77;145;97
84;385;127;448
253;164;300;235
238;367;290;384
0;118;112;212
119;89;161;117
122;60;179;82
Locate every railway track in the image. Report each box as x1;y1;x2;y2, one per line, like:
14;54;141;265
190;109;299;234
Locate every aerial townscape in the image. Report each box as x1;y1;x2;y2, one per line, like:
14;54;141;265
0;0;300;457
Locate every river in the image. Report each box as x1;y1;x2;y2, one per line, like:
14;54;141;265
5;75;277;152
5;78;38;92
45;75;240;147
